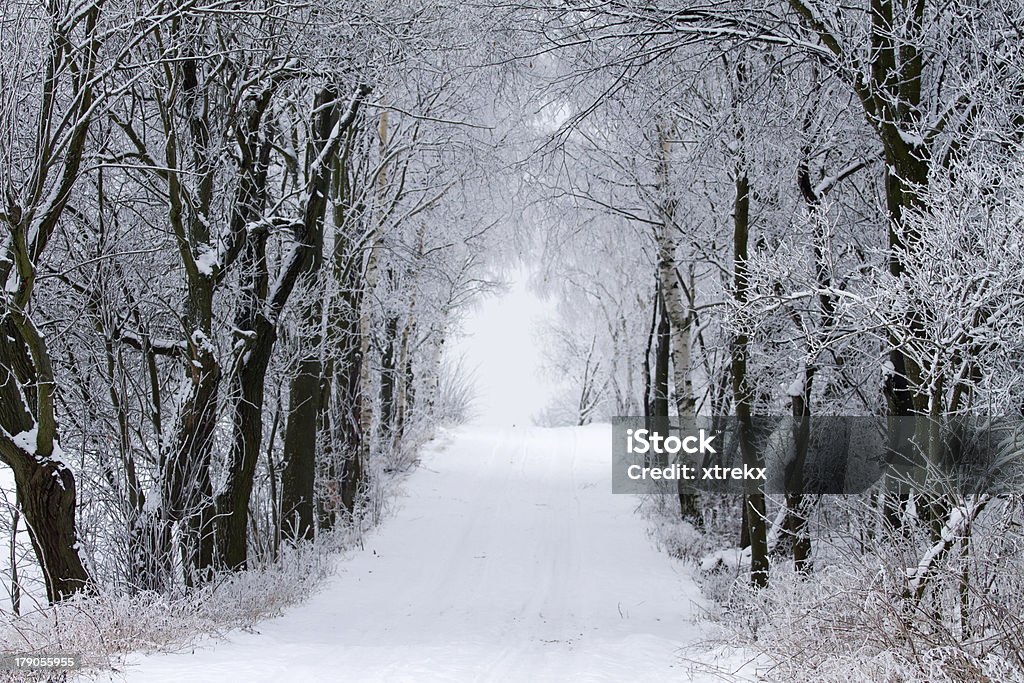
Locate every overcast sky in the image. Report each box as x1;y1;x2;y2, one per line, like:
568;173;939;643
446;270;557;427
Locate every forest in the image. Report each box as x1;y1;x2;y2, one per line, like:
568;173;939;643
1;0;1023;680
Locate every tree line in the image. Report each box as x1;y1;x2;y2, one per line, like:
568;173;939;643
0;0;512;604
527;0;1024;647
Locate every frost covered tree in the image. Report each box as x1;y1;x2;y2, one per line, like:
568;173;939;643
0;0;127;601
0;0;518;602
521;0;1024;598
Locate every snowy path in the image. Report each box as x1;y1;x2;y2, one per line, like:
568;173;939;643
92;425;725;682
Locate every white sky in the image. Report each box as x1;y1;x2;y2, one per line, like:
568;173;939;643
446;270;557;427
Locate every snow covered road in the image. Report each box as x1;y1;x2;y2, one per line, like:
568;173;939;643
92;424;727;682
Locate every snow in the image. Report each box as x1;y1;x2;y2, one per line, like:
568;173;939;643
447;270;557;427
81;424;741;682
194;244;220;277
699;547;751;574
190;329;216;356
897;129;925;148
142;488;161;513
905;496;989;592
10;425;39;455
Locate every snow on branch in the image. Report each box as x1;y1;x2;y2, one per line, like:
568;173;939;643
905;494;990;602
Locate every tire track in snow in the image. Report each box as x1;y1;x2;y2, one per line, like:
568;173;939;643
85;425;732;683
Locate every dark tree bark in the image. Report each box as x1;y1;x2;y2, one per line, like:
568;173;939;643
162;290;220;581
215;221;274;569
652;288;671;421
316;198;366;530
216;84;370;569
315;287;363;530
334;292;365;517
379;313;399;438
157;45;231;582
281;114;364;539
784;383;813;575
731;147;769;589
0;319;95;601
0;2;102;601
280;351;323;541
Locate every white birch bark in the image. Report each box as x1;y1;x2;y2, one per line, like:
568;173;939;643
356;109;391;462
654;118;695;417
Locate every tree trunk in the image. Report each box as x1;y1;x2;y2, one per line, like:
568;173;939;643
653;119;696;418
784;382;813;575
335;305;365;517
653;119;701;524
217;316;276;569
393;316;413;448
162;330;219;583
283;113;361;540
0;318;94;601
642;287;658;419
158;48;228;583
379;313;399;439
652;288;671;420
790;0;935;526
352;109;391;483
0;2;102;602
14;459;94;601
216;85;364;568
324;157;366;526
281;351;322;542
355;237;382;492
214;216;274;571
731;150;769;589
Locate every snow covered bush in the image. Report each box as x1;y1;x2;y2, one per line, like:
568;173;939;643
0;517;371;681
696;494;1024;682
